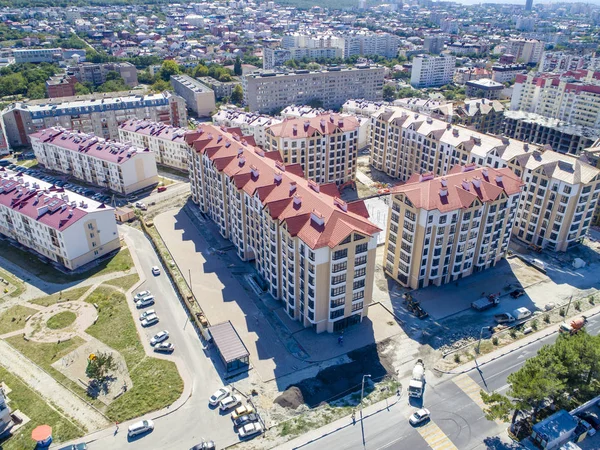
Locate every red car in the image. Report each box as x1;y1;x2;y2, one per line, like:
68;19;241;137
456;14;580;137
157;186;167;192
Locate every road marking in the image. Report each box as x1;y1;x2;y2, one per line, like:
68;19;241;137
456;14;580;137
452;374;504;425
416;421;458;450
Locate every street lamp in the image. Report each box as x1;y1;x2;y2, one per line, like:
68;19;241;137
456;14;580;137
360;374;371;446
476;326;490;354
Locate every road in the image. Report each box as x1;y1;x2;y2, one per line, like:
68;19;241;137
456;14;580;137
281;314;600;450
82;225;239;450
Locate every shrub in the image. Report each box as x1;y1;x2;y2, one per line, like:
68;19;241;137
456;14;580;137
559;308;566;317
544;313;551;323
589;295;595;305
454;353;460;363
574;301;581;311
531;319;539;331
509;329;518;339
492;336;499;346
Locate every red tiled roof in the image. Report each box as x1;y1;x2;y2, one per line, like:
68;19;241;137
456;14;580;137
267;113;359;139
394;166;523;212
190;124;380;249
119;119;189;143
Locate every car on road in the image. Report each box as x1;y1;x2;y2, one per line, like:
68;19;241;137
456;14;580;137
58;444;87;450
231;404;255;420
136;297;155;309
234;413;259;428
141;314;159;327
150;330;169;346
409;408;431;426
128;419;154;437
576;412;600;430
510;289;525;298
157;186;167;192
209;387;230;406
135;290;152;300
238;421;263;439
151;266;161;276
139;309;156;321
190;440;215;450
219;394;242;411
135;201;147;210
154;342;175;353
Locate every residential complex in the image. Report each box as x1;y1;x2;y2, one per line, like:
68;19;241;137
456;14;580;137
170;74;216;117
465;79;504;100
384;166;522;289
0;170;120;270
118;119;190;171
67;62;139;87
1;91;187;149
369;106;600;251
264;114;360;186
410;54;456;88
46;74;77;98
490;64;528;83
197;76;241;100
242;66;385;113
423;35;445;55
13;48;62;64
186;123;381;333
263;47;343;70
443;99;505;135
30;128;159;194
504;38;544;65
212;109;282;148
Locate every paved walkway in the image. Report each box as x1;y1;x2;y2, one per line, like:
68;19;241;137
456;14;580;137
0;339;111;432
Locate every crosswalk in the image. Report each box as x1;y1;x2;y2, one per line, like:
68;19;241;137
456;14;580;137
452;373;505;425
416;421;459;450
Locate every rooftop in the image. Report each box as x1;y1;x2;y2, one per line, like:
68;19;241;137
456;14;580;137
465;78;504;90
267;113;359;138
171;74;214;93
119;119;189;143
504;110;600;139
208;321;249;364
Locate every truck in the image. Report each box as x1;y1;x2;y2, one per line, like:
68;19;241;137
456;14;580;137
494;307;532;324
471;294;500;311
559;316;587;335
407;359;425;398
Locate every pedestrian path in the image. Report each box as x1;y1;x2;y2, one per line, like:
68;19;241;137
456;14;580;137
416;421;459;450
452;373;504;425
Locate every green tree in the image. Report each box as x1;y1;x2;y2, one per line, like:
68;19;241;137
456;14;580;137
230;84;243;104
104;70;122;81
26;83;46;99
151;79;171;92
383;84;397;101
74;82;90;95
158;60;181;82
233;56;242;76
86;352;117;384
138;69;155;84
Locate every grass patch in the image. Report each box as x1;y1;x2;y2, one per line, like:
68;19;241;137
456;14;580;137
29;286;90;307
47;311;77;330
158;176;175;186
0;305;37;334
0;366;84;450
17;159;38;168
103;274;140;292
0;268;25;299
0;240;133;283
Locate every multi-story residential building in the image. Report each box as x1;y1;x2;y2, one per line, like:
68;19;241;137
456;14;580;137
410;54;456;88
465;78;504;100
447;42;481;55
384;166;523;289
540;51;588;72
433;99;505;135
263;47;343;70
503;110;598;155
30;128;158;194
46;74;77;98
1;91;187;149
510;70;600;129
186;124;380;333
0;170;120;270
67;62;139;87
423;35;445;55
505;38;544;65
341;31;400;59
197;76;241;100
170;74;216;117
13;48;62;64
212;109;282;148
242;65;385;113
264;114;360;186
369;106;600;251
490;64;528;83
580;141;600;226
453;67;491;85
118;119;191;171
342;99;388;118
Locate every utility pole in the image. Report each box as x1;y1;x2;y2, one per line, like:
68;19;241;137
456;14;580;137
565;295;573;317
477;326;490;355
360;374;371;447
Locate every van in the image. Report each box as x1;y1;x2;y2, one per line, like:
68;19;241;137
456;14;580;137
136;296;155;309
531;259;545;271
127;419;154;437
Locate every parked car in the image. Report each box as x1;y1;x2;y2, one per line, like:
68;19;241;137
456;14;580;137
409;408;431;426
151;266;161;276
135;290;151;300
190;440;215;450
219;394;242;411
141;315;159;327
150;330;169;346
58;444;87;450
576;412;600;430
238;422;263;439
128;419;154;437
154;342;175;353
209;387;230;406
510;289;525;299
231;404;255;420
136;296;155;309
157;186;167;193
139;310;157;321
135;201;147;210
234;413;259;428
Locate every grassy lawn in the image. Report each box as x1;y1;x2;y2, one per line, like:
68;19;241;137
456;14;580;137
84;285;184;421
47;311;77;330
158;176;175;186
17;159;38;168
0;268;25;299
0;305;37;334
103;274;140;292
0;366;85;450
29;286;90;307
0;241;134;284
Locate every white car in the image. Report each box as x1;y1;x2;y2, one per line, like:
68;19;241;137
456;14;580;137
151;266;161;276
136;297;155;309
134;290;151;300
219;394;242;411
209;387;231;406
154;342;175;353
139;310;156;321
134;201;147;210
141;315;159;327
238;421;263;439
409;408;431;426
128;419;154;437
150;330;169;346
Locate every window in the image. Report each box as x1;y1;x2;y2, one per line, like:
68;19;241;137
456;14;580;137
332;261;347;273
354;267;366;278
331;286;346;296
331;298;345;308
331;274;346;285
352;302;363;312
333;249;348;260
356;243;368;254
330;309;344;320
353;290;364;301
353;279;365;290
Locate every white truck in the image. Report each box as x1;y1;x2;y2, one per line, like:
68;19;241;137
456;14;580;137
408;359;425;398
494;307;532;324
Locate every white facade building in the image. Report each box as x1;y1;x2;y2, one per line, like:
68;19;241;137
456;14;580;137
410;54;456;88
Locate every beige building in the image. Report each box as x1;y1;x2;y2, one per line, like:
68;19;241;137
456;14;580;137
505;38;544;65
170;74;216;117
187;124;380;333
384;166;522;289
30;128;158;194
431;99;505;135
212;108;282;148
118;119;190;171
264;114;360;186
369;106;600;251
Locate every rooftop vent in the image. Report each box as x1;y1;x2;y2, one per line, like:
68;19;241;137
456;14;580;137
419;173;434;182
250;165;259;178
453;129;459;137
334;197;347;212
495;174;503;184
311;209;325;226
472;176;481;188
274;171;282;183
308;179;320;193
482;168;489;178
462;179;470;191
439;188;448;197
440;178;447;187
293;193;302;206
238;155;246;165
289;182;297;194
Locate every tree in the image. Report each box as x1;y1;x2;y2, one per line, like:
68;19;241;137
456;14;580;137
74;82;90;95
86;352;117;384
383;84;397;101
233;56;242;76
231;84;243;104
26;83;46;99
158;60;181;82
104;70;122;81
151;79;171;93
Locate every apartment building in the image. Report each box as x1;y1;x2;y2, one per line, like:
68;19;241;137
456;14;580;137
505;38;544;65
263;47;343;70
13;48;62;63
410;54;456;88
1;91;187;148
264;114;360;186
369;106;600;251
451;99;505;135
170;74;216;117
46;74;77;98
118;119;190;171
342;31;400;59
197;76;241;100
580;141;600;226
242;66;385;113
342;99;388;118
67;62;139;87
540;51;589;72
186;124;380;333
0;170;120;270
423;35;445;54
30;128;158;194
510;70;600;129
465;79;504;100
212;109;282;147
490;64;528;83
384;166;522;289
503;110;598;155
